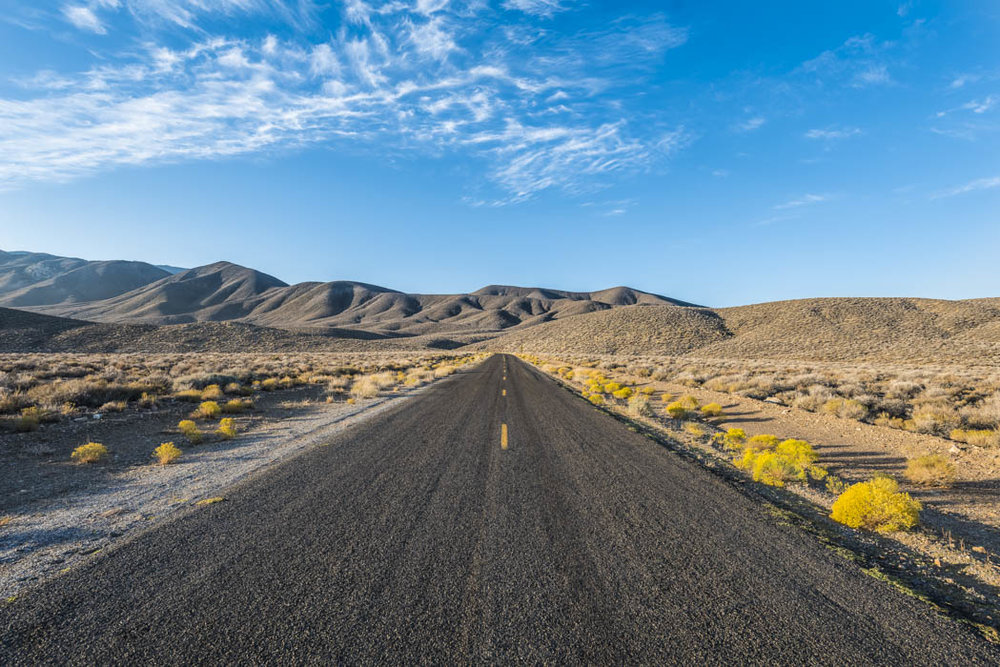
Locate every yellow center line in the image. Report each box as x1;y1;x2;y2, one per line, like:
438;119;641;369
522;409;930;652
502;389;506;396
501;423;508;450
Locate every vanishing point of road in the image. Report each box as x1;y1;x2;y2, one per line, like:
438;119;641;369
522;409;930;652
2;355;997;664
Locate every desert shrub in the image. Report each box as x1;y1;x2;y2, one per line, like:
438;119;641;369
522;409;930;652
588;394;605;406
721;427;746;450
678;395;699;410
433;365;455;378
175;389;203;402
350;375;380;399
15;406;41;432
822;398;868;420
700;403;723;418
751;451;804;487
196;401;221;419
775;439;818;467
746;434;780;451
665;401;689;419
640;386;656;395
613;387;635;400
222;398;252;413
178;420;202;444
830;476;921;532
911;406;961;436
216;418;237;440
201;384;224;400
153;442;182;465
603;382;622;394
99;400;127;413
71;442;108;464
684;422;706;438
627;394;652;417
904;454;956;487
950;429;1000;447
659;393;674;403
139;392;158;407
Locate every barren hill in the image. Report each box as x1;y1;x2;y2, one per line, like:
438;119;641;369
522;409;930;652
25;258;686;335
485;296;1000;364
0;250;169;307
481;305;731;355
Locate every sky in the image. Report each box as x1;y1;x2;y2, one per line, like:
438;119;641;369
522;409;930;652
0;0;998;307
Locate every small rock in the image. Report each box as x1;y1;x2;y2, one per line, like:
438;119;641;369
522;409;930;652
92;414;102;420
949;445;962;455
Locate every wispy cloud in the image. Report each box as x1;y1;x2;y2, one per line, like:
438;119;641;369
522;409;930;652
799;34;895;88
773;193;831;210
931;176;1000;199
734;116;765;132
503;0;573;18
62;4;109;33
0;4;689;200
804;126;862;140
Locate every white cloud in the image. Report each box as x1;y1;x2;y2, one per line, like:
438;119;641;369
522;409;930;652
804;126;862;140
503;0;571;18
63;5;107;33
408;17;459;61
0;8;690;201
773;193;831;210
931;176;1000;199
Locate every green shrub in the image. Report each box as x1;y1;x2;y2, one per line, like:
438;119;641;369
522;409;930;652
588;394;605;406
830;476;921;532
665;401;688;419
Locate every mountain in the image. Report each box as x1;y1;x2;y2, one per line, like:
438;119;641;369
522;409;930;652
23;257;688;335
0;250;170;307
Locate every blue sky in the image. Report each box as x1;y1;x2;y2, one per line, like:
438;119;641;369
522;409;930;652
0;0;998;306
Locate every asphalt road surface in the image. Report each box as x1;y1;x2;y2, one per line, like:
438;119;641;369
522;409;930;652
2;355;998;664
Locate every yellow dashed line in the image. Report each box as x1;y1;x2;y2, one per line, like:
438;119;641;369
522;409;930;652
502;388;506;397
501;423;508;450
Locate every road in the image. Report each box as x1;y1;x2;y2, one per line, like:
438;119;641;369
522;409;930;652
2;354;997;664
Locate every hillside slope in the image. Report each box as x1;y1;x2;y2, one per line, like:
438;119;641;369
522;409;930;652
482;305;732;355
486;297;1000;365
0;251;169;306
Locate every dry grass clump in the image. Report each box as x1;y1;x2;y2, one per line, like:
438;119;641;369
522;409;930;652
15;406;42;432
99;400;127;413
350;375;381;399
71;442;109;464
153;442;182;465
831;476;921;532
949;428;1000;447
904;454;956;487
627;393;652;418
